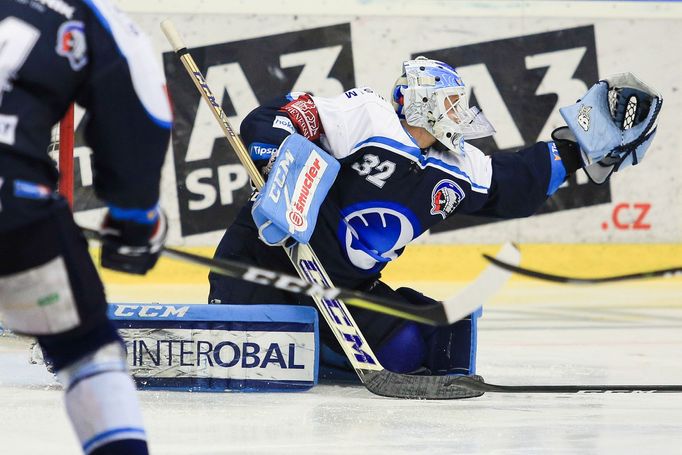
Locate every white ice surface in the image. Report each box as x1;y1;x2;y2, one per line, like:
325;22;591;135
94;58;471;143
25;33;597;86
2;283;682;454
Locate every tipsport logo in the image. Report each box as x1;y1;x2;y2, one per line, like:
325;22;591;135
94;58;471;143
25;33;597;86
420;25;611;233
163;23;355;237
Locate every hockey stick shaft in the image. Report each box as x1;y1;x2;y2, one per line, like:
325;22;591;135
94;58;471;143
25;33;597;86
483;253;682;284
200;246;516;328
161;21;264;187
163;247;445;325
81;226;444;325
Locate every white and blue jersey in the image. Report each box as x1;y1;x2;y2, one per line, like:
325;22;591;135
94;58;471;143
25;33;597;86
312;88;493;274
220;87;559;286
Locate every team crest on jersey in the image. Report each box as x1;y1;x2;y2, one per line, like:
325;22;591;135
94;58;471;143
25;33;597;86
338;202;421;273
282;94;323;141
56;21;88;71
430;179;465;219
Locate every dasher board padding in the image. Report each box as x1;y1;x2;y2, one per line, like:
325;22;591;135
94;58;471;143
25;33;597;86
109;303;318;392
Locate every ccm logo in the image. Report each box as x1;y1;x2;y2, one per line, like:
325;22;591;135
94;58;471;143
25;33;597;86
602;203;652;230
113;305;191;318
268;150;295;204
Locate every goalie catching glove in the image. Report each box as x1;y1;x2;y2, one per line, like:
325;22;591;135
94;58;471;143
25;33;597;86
252;133;340;246
100;204;168;275
555;72;662;184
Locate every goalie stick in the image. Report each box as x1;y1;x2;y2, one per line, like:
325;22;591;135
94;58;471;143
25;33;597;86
483;253;682;284
82;227;517;326
161;20;517;399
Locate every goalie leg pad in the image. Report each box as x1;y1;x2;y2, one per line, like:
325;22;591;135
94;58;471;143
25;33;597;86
376;322;426;374
420;311;480;376
110;303;319;392
396;287;480;376
332;284;480;376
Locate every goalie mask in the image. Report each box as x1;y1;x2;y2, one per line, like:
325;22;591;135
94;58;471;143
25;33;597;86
391;56;495;153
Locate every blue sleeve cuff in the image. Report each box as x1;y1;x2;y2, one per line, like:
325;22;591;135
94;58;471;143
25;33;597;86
546;142;567;196
108;204;159;224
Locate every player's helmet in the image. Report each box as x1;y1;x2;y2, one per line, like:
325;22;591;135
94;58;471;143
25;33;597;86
391;56;495;152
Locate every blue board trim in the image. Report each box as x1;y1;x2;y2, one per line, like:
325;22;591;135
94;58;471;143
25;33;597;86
135;377;314;392
108;303;317;324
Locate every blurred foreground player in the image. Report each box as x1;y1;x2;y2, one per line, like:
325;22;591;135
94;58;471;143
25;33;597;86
0;1;171;454
209;56;661;378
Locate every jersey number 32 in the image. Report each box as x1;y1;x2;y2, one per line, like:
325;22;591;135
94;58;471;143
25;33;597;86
351;154;396;188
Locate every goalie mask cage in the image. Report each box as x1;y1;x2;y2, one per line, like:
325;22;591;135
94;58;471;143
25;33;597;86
53;104;75;207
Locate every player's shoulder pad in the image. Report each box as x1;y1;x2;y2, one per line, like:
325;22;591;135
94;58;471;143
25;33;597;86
312;87;415;160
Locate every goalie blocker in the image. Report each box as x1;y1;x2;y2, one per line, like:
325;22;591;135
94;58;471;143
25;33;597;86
109;303;318;391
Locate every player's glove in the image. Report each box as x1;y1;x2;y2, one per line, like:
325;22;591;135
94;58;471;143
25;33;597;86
100;205;168;275
558;72;662;184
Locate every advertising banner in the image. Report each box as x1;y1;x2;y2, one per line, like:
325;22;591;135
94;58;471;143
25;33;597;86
69;4;680;245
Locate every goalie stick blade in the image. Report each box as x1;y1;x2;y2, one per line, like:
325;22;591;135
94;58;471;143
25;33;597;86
454;376;682;394
363;370;485;399
482;253;682;284
351;371;682;398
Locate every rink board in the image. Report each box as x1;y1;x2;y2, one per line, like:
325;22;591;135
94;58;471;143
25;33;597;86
109;304;319;392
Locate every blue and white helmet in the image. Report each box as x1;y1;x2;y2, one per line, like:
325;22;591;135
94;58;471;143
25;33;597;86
391;56;495;152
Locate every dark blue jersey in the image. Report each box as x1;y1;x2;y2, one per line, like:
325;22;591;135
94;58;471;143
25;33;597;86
229;87;560;286
0;0;171;208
